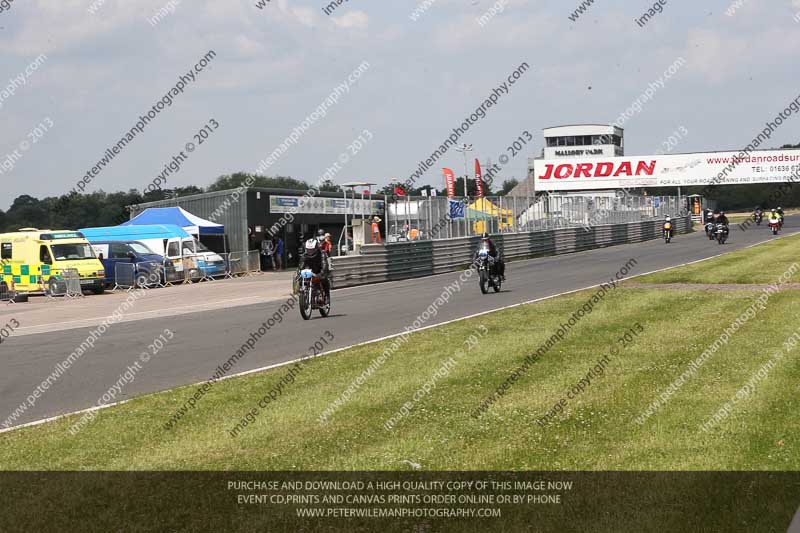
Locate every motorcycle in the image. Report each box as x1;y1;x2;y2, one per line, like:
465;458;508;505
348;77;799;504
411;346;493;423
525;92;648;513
754;211;763;226
769;216;781;235
476;248;502;294
715;223;729;244
705;221;716;240
663;222;673;244
298;268;330;320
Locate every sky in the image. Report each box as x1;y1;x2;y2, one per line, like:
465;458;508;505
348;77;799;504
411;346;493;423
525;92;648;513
1;0;799;209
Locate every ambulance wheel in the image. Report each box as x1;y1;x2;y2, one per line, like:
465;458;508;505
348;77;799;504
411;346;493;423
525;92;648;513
12;293;28;303
48;278;66;296
91;286;105;295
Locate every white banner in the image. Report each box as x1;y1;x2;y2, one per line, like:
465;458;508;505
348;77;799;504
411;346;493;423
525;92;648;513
534;149;800;191
269;195;385;215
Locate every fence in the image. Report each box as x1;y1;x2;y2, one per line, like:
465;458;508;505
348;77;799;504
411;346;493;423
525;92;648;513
0;281;15;304
110;252;262;289
331;215;692;289
44;269;84;299
386;193;683;242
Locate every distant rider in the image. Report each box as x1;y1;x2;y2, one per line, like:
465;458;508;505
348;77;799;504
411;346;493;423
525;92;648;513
663;215;673;235
776;206;785;226
474;232;505;280
769;209;782;228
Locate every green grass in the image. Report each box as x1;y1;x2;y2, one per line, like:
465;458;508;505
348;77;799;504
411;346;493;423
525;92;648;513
637;232;800;285
2;253;800;471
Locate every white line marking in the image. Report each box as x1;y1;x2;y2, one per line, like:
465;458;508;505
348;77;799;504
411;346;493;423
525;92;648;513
2;229;796;434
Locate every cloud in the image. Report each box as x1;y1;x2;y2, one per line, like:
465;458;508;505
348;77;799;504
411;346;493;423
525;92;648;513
331;11;369;29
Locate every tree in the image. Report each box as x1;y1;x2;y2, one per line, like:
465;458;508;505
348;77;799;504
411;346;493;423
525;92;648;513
497;179;519;196
207;172;310;191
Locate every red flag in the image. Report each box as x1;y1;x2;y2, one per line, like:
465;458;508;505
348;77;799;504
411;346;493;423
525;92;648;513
393;185;405;196
474;159;484;198
443;168;456;198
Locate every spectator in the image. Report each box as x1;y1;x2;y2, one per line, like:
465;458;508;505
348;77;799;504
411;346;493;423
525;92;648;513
260;237;274;271
371;216;383;243
274;236;284;271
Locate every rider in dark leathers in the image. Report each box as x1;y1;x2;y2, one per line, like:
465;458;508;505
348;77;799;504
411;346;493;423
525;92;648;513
474;232;505;279
299;230;331;299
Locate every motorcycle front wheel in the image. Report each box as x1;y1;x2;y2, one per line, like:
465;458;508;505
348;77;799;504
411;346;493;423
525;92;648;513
299;289;313;320
479;270;488;294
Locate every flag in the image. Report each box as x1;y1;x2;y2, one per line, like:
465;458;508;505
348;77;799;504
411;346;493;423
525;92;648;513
443;168;456;198
448;199;465;220
475;159;484;198
394;185;406;196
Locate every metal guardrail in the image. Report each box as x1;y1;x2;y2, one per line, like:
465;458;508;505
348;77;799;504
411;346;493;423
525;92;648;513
43;268;85;299
330;216;692;288
114;263;136;291
106;252;263;289
0;281;16;304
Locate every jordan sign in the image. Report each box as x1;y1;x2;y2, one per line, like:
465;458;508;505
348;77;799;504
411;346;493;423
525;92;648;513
534;149;800;191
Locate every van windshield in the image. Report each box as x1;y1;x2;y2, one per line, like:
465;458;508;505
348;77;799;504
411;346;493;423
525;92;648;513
195;240;211;253
129;242;155;255
50;243;96;261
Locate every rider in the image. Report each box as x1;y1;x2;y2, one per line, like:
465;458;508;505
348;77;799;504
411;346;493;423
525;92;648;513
299;229;331;299
754;206;763;220
718;210;730;226
663;215;672;235
475;232;505;280
776;206;785;225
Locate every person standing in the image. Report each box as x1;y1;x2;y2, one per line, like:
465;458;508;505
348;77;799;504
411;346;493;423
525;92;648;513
260;237;274;271
371;216;383;243
274;236;284;271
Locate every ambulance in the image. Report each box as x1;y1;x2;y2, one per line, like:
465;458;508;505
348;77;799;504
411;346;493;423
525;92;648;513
0;228;106;294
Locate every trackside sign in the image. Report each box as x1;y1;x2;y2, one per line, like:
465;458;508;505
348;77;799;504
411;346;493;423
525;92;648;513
534;149;800;191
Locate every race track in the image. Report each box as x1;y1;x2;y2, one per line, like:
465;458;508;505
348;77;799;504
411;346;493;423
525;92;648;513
1;218;795;429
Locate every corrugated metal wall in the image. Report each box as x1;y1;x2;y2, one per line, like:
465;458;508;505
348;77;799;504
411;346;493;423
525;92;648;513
128;189;250;253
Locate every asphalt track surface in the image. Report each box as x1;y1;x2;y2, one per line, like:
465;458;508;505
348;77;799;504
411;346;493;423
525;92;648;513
2;218;797;429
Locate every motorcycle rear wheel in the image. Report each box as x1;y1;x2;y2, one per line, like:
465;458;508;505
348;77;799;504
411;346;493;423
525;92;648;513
319;289;331;317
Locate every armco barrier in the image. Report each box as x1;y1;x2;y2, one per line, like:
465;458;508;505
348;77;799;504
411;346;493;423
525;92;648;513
330;216;692;289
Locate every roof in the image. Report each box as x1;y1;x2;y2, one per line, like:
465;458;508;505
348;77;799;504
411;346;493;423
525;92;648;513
128;187;383;211
80;224;191;240
121;207;224;235
543;124;624;131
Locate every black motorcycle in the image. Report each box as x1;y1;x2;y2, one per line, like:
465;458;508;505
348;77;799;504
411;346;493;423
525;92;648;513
715;223;729;245
476;248;502;294
754;211;763;226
